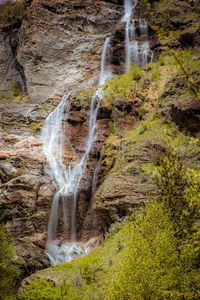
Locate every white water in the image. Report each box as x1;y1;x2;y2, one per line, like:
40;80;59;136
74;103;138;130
100;37;113;85
139;18;148;36
122;0;137;72
41;37;112;266
122;0;152;70
140;41;150;67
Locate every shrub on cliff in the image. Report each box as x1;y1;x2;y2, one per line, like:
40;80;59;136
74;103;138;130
0;0;26;27
105;201;182;299
105;144;200;299
155;146;200;257
0;207;21;299
155;146;200;293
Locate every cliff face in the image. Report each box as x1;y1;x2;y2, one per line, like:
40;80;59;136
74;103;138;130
0;0;123;99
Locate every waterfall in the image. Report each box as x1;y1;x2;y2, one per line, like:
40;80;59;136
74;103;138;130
122;0;137;72
41;0;153;266
100;37;113;85
139;19;151;67
122;0;152;70
41;38;112;266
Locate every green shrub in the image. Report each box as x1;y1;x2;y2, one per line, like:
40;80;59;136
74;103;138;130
155;146;188;234
106;201;181;299
11;80;20;96
159;55;165;66
155;146;200;242
18;279;61;300
103;64;142;108
154;146;200;296
0;207;21;299
0;1;26;26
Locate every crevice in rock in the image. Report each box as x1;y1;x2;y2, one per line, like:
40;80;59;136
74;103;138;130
41;4;59;14
15;59;27;93
1;27;27;93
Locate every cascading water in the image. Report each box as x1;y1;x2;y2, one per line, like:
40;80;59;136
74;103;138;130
41;37;112;266
122;0;153;70
41;0;153;266
122;0;137;72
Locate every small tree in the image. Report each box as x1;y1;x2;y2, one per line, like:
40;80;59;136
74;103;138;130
155;146;200;269
154;146;188;237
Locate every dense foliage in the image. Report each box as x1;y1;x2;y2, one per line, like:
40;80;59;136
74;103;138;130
0;207;20;299
0;0;26;27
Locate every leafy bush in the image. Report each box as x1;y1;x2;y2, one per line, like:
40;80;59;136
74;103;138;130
106;201;181;299
154;146;200;295
0;0;26;26
155;146;200;242
103;64;142;109
0;207;21;299
155;146;188;234
18;279;61;300
11;80;20;96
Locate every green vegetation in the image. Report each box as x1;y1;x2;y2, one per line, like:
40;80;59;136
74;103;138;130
170;50;200;99
149;0;200;48
155;147;200;267
29;122;43;131
18;279;61;300
0;205;21;299
103;64;142;109
11;80;21;97
0;79;27;105
0;0;26;27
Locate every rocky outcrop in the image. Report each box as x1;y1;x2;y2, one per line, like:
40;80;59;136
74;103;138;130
94;136;159;230
170;96;200;132
0;0;123;100
148;0;200;54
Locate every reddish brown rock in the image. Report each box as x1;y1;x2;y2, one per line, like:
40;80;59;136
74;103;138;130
170;96;200;132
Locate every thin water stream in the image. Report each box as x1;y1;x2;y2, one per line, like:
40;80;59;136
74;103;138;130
41;38;112;265
122;0;152;70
